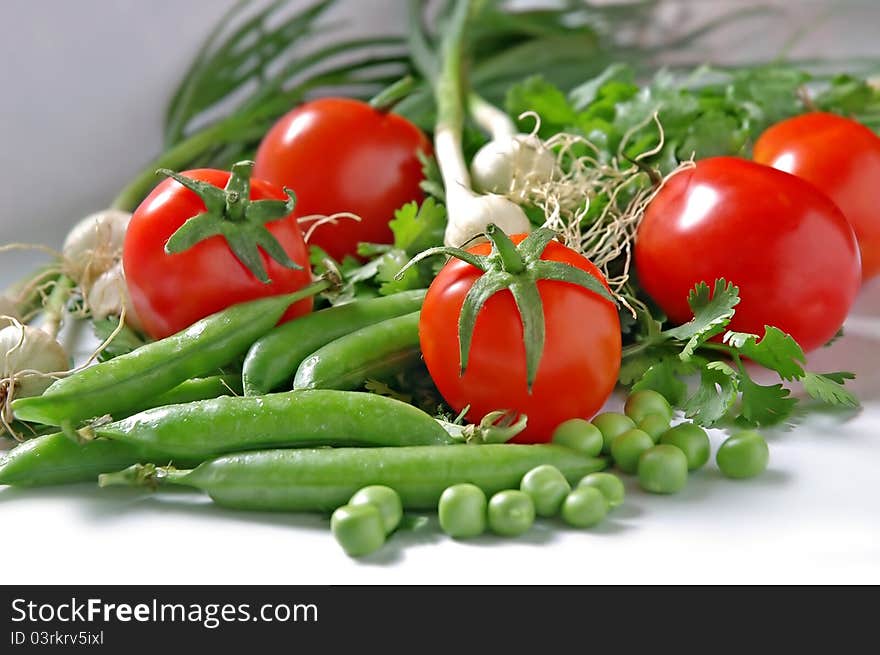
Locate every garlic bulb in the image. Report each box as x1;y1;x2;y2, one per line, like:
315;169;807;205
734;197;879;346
471;134;557;199
444;193;531;247
62;209;131;287
86;262;142;331
0;324;69;399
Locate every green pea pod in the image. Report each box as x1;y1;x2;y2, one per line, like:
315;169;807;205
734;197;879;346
93;390;452;459
293;311;422;391
0;434;199;487
12;283;326;427
100;445;608;512
120;375;242;418
243;290;426;395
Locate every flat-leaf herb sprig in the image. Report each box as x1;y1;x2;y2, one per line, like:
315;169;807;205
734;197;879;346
620;280;859;428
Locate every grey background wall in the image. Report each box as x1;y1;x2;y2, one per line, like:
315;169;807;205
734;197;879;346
1;0;879;281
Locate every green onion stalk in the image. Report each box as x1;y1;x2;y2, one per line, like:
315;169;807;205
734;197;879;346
431;0;530;247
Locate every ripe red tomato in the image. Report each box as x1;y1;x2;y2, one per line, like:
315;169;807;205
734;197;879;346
253;98;431;261
420;235;621;443
124;169;312;339
635;157;860;352
754;112;880;280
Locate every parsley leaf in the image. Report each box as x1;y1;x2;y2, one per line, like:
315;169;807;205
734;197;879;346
568;63;633;111
506;75;578;136
632;357;695;406
684;361;739;426
724;326;806;381
376;249;423;296
662;279;740;359
739;372;797;426
389;198;446;256
618;350;656;386
802;372;859;408
418;152;445;201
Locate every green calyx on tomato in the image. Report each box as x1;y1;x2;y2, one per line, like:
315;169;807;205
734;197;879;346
399;224;616;390
157;160;302;283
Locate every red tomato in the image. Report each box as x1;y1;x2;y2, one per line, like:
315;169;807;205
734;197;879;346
253;98;431;261
754;112;880;280
420;235;621;443
635;157;860;352
124;169;313;339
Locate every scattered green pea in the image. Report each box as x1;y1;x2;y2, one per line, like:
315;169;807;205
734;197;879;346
488;490;535;537
638;414;670;443
520;465;571;517
591;412;636;455
625;390;673;424
660;423;711;471
717;431;769;479
611;428;654;474
638;445;688;494
349;485;403;535
552;419;603;457
561;486;608;528
438;483;487;539
330;504;386;557
578;472;625;508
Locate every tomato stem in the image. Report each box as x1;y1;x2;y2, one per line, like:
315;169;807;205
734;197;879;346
369;75;417;112
485;224;525;274
158;160;302;284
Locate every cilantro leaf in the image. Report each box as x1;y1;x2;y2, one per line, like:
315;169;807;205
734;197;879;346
739;372;797;426
505;75;577;136
632;357;695;406
568;63;634;111
418;152;445;201
724;326;806;381
802;372;859;408
375;249;424;296
390;198;446;256
662;279;740;359
684;361;739;426
618;350;657;386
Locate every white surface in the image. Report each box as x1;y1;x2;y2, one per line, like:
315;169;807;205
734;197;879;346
2;1;880;585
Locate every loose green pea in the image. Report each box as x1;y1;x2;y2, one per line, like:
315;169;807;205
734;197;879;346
638;414;670;443
591;412;636;455
561;486;608;528
717;431;769;479
625;390;673;424
520;465;571;517
349;485;403;535
331;504;386;557
438;484;487;539
552;419;603;457
577;472;625;508
660;423;710;471
638;445;688;494
611;428;654;474
488;490;535;537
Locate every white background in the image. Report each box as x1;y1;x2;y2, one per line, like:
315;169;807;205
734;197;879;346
1;1;879;584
